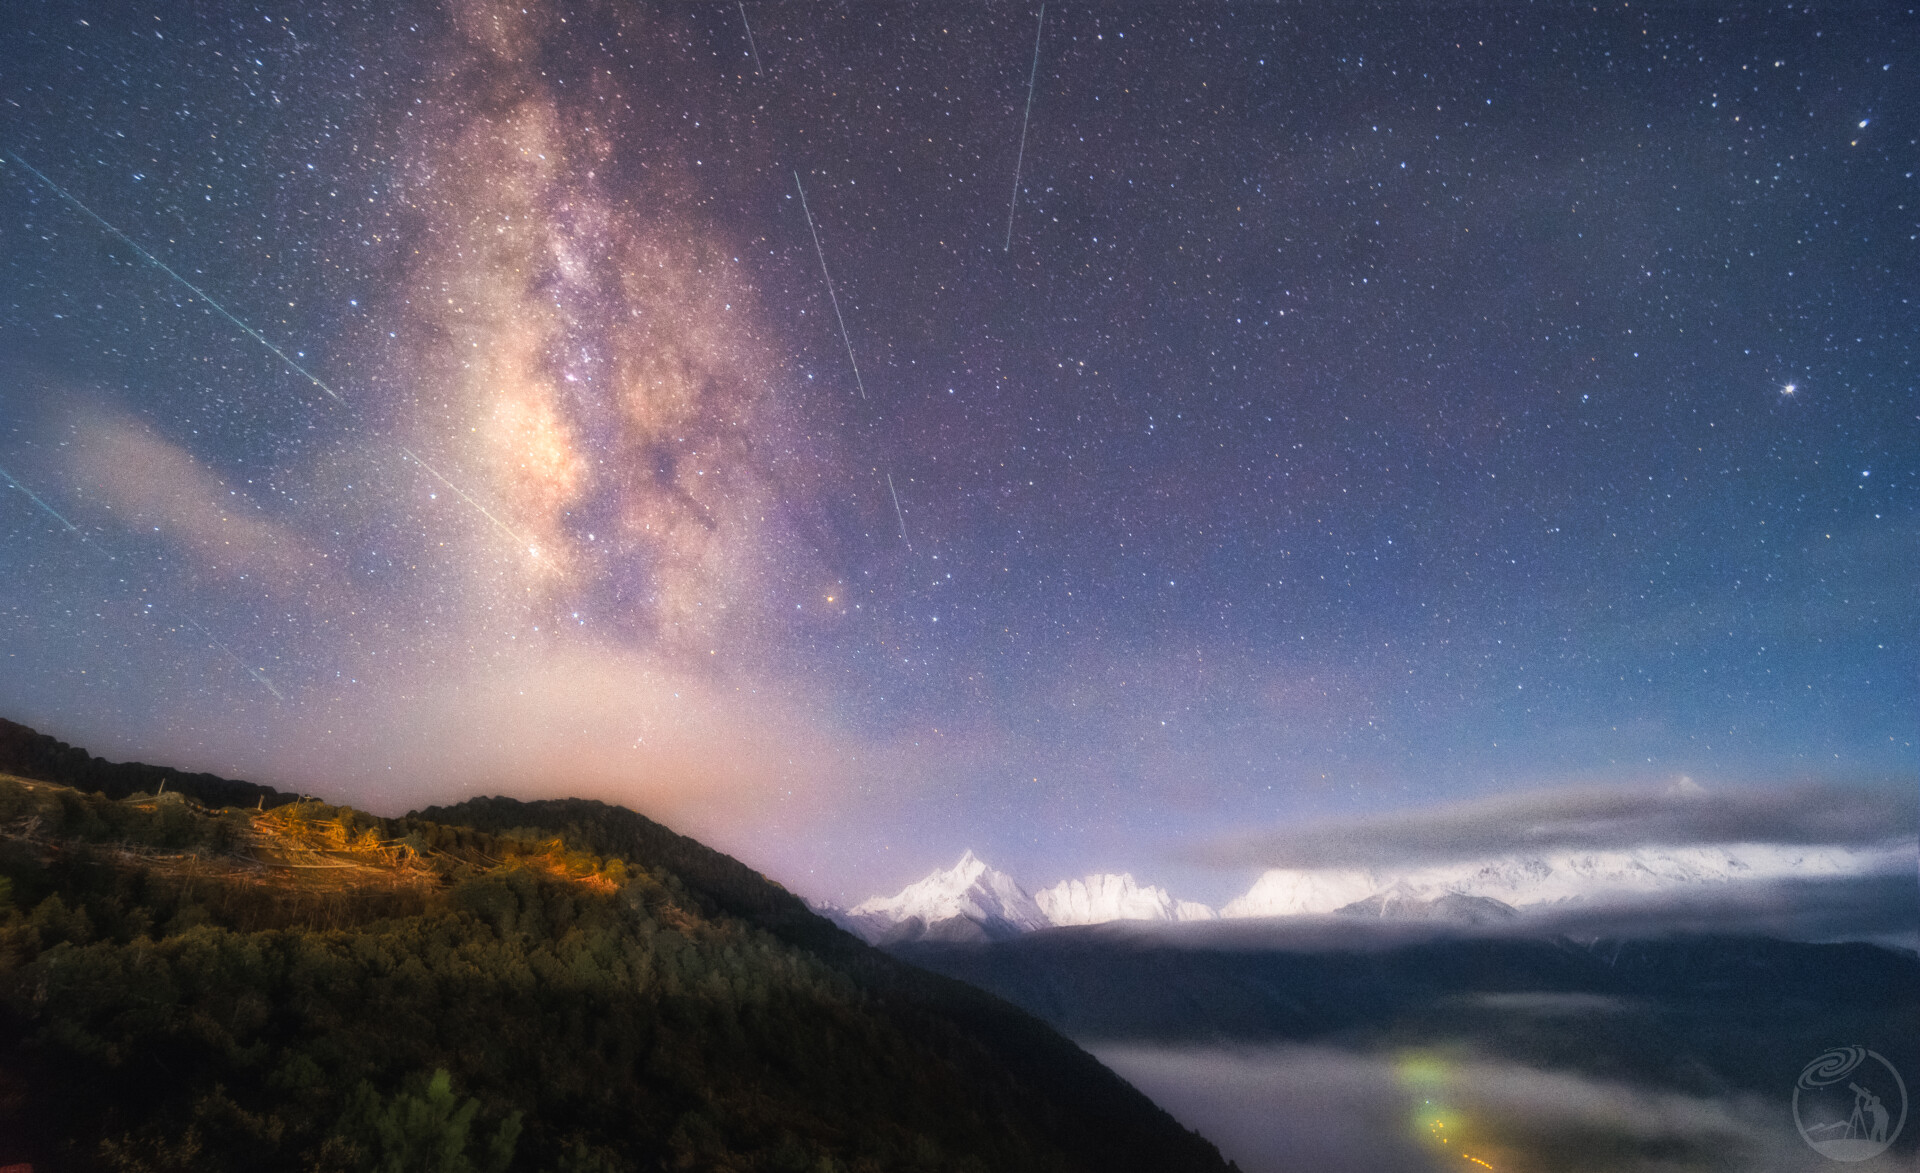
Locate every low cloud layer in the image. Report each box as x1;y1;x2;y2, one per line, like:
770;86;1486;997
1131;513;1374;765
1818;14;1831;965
66;406;332;597
1191;781;1919;870
1092;1043;1840;1173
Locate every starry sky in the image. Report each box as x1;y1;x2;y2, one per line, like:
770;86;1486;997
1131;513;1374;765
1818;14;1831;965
0;2;1912;906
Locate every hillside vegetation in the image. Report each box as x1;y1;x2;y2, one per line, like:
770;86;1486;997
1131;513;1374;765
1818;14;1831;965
0;724;1229;1173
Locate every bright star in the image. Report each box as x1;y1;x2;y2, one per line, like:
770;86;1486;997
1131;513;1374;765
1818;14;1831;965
1780;383;1796;396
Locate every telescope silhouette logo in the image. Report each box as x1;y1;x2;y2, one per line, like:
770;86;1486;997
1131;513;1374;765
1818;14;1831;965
1793;1046;1907;1162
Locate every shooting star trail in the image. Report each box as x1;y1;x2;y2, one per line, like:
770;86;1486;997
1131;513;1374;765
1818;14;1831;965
0;463;81;533
793;171;866;400
3;151;346;407
739;2;764;76
398;445;537;554
885;472;912;551
188;619;287;701
1005;4;1045;252
5;152;541;563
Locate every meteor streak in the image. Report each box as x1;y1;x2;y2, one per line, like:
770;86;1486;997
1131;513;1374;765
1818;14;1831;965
738;3;763;76
1005;4;1045;252
886;471;912;551
0;463;80;533
3;151;346;407
793;171;866;400
188;618;287;701
398;445;536;554
4;153;539;563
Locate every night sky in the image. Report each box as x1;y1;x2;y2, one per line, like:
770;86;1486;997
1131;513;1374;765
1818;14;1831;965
1;2;1912;906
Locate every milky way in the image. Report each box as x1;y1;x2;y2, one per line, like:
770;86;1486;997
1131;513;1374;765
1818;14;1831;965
0;2;1912;903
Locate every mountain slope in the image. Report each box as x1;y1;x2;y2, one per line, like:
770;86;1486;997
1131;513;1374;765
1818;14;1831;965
0;726;1230;1173
413;796;1233;1172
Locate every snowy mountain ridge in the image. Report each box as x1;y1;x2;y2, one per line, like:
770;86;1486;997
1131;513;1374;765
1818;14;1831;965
1035;873;1217;926
834;840;1912;944
838;853;1213;944
1219;842;1912;918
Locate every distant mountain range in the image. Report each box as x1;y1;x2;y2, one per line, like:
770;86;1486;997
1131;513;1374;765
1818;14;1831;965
1222;843;1910;917
834;852;1216;944
833;841;1913;943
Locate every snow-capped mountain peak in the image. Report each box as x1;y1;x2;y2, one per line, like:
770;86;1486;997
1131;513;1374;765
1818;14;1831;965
1220;868;1381;918
842;857;1218;943
848;851;1051;940
1036;873;1217;926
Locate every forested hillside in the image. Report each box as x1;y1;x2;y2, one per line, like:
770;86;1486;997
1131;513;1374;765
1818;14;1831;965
0;719;300;811
0;731;1229;1173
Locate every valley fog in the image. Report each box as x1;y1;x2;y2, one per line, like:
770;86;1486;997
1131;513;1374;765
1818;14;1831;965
1092;1042;1834;1173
